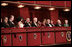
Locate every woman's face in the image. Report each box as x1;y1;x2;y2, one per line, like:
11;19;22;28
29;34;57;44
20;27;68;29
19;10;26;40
21;19;23;21
38;21;41;24
51;20;53;24
44;19;46;21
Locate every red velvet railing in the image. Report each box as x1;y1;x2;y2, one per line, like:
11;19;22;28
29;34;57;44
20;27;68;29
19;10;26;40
1;27;71;46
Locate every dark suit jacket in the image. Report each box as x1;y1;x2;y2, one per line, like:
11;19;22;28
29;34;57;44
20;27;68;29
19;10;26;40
55;24;63;27
24;22;31;27
2;22;10;28
8;21;15;27
46;23;53;27
31;22;38;27
50;24;55;27
1;22;3;28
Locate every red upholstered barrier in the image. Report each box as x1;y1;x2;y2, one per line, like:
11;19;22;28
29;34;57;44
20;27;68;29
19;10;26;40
11;28;27;46
12;33;27;46
1;27;71;46
1;28;12;34
28;33;41;46
41;32;55;45
55;31;67;43
1;34;12;46
11;28;26;33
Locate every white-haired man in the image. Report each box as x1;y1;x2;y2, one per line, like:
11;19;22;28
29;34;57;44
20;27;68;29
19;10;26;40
55;19;63;27
31;17;38;27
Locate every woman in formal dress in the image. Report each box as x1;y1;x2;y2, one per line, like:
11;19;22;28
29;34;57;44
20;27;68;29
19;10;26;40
38;21;42;27
17;17;24;28
42;19;46;27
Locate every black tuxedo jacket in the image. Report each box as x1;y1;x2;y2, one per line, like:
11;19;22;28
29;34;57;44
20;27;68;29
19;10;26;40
50;24;55;27
31;22;38;27
46;23;53;27
24;22;31;27
1;22;3;28
2;22;10;28
55;24;63;27
8;21;15;27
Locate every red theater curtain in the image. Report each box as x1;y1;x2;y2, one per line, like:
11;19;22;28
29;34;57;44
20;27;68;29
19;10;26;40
19;7;30;20
50;10;58;24
1;7;8;18
58;10;71;25
1;7;20;18
1;6;20;23
29;9;50;22
7;7;20;17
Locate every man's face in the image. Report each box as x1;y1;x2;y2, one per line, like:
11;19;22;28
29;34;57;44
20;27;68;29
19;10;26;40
11;16;14;21
5;17;8;23
34;18;37;22
65;20;68;24
26;18;30;22
51;20;53;24
47;19;50;24
57;20;61;24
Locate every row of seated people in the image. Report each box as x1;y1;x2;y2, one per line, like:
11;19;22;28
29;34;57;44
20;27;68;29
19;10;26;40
1;15;70;28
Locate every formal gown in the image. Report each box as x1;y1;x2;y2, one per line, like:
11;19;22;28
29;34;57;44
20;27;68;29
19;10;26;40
18;22;24;28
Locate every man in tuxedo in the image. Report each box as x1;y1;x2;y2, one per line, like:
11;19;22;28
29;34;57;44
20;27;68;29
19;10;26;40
55;19;63;27
2;17;10;28
31;17;38;27
46;19;53;27
51;20;55;27
8;15;15;27
24;18;31;27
